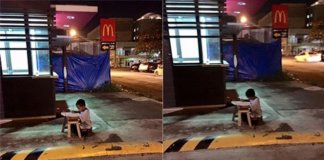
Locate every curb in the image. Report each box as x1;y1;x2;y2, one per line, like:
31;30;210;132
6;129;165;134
0;141;162;160
163;131;324;153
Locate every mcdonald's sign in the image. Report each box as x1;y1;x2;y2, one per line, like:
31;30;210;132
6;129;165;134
100;18;116;42
272;5;288;29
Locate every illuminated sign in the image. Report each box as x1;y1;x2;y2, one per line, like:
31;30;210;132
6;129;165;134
272;29;288;38
100;19;116;42
100;42;116;51
272;5;288;29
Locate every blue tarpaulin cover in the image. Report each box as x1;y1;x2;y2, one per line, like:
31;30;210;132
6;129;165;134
52;53;110;92
224;40;282;81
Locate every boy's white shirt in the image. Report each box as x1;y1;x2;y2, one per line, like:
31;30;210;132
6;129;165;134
249;97;262;118
79;109;92;129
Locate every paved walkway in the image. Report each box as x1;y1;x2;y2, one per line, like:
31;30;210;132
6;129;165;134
164;81;324;145
0;92;162;153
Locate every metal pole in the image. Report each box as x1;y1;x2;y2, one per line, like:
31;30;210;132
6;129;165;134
233;34;239;81
62;46;68;92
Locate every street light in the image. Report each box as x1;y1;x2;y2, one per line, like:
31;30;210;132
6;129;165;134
240;16;248;24
69;29;77;37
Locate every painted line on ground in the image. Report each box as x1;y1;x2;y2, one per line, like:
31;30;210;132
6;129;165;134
163;131;324;153
0;141;162;160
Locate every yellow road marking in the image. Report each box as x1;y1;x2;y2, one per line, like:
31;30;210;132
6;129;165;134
0;151;6;157
163;139;178;152
208;132;324;150
180;136;205;152
38;142;162;160
11;149;34;160
1;142;162;160
163;131;324;153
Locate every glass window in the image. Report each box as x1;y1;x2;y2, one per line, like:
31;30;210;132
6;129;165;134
0;50;7;71
166;5;195;8
32;50;50;75
30;28;48;35
1;50;28;75
168;24;197;27
200;24;219;27
167;14;196;22
30;36;48;40
199;16;219;23
11;50;28;71
202;38;221;64
0;23;24;26
167;10;195;13
31;41;49;49
170;38;199;63
0;18;24;21
9;41;27;48
29;23;48;27
0;36;25;40
201;29;220;36
0;41;26;49
0;27;25;35
1;12;51;76
169;29;197;36
29;18;48;22
199;10;219;13
199;5;219;9
165;0;223;65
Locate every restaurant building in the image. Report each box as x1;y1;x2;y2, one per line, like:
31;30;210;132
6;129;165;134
163;0;227;107
0;0;98;118
0;0;55;118
257;1;324;55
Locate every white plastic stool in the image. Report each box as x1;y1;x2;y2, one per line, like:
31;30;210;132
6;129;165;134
237;109;252;128
66;120;82;138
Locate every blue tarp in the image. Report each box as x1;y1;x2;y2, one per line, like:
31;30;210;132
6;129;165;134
224;40;282;81
52;53;110;92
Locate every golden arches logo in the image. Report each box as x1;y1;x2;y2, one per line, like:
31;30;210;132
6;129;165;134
274;10;287;23
102;24;114;37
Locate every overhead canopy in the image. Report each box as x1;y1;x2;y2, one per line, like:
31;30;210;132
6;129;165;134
51;4;98;30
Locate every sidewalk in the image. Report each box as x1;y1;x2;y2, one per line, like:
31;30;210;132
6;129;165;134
163;81;324;149
0;92;162;155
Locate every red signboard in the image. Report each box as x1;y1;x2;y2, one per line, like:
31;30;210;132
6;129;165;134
100;18;116;42
272;5;288;29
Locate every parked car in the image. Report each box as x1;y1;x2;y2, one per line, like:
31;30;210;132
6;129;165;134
148;62;159;72
138;63;149;72
294;51;322;62
154;64;163;76
130;63;141;71
138;62;159;72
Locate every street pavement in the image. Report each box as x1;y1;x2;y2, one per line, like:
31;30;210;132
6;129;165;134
111;69;162;101
0;92;162;156
282;57;324;87
164;81;324;140
163;80;324;159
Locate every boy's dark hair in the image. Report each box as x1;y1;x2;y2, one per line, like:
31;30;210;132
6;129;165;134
76;99;86;106
245;88;255;97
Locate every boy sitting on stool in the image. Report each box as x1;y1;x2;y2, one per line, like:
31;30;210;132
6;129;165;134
245;88;263;126
75;99;92;137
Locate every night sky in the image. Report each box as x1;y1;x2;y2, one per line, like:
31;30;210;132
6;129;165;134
51;0;162;34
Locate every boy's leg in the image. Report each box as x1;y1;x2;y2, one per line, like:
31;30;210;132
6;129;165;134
251;117;263;126
81;129;88;137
